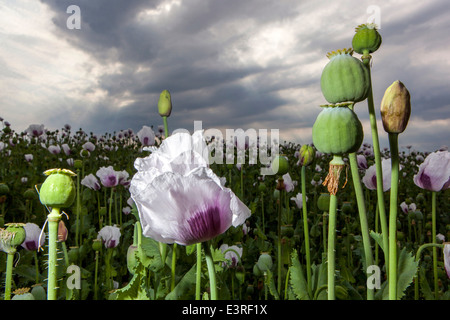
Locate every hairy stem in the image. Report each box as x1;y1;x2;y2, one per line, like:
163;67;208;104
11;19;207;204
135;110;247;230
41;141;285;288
47;207;61;300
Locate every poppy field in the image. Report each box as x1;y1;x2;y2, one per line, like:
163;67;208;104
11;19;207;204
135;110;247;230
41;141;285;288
0;23;449;301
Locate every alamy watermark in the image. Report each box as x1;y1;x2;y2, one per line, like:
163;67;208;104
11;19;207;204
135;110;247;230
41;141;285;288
66;5;81;30
171;121;280;176
366;5;381;29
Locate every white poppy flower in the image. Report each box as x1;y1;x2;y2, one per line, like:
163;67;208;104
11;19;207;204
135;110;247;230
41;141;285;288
130;131;251;246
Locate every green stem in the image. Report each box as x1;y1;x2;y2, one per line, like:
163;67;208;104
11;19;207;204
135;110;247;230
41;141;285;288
431;191;438;299
277;187;282;296
363;53;389;273
301;166;312;298
348;151;374;300
47;207;61;300
75;170;81;247
204;242;217;300
61;241;69;267
163;116;169;138
323;212;328;253
196;242;202;300
108;188;114;226
34;250;40;284
284;267;291;300
327;193;337;300
171;243;177;291
414;242;444;300
388;133;399;300
314;284;328;300
105;248;113;291
261;191;265;234
4;249;16;300
97;192;102;230
205;242;217;300
375;202;379;265
240;164;244;200
94;250;99;300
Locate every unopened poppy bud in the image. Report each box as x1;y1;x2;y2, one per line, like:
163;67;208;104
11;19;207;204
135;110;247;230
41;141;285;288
58;220;68;242
299;144;315;166
380;80;411;134
271;155;289;175
158;89;172;117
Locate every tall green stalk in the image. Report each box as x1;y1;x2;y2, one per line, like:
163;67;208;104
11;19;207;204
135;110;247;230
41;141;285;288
4;249;15;300
171;243;177;291
163;116;169;138
362;52;389;272
388;133;400;300
348;152;374;300
196;242;202;300
204;242;217;300
277;186;283;296
75;169;81;247
47;207;61;300
431;191;438;299
300;166;312;297
327;193;337;300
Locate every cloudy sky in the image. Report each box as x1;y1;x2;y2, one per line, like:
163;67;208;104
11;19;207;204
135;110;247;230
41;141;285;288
1;0;449;152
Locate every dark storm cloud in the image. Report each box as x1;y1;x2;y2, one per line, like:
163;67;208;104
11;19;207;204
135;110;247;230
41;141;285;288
34;0;450;152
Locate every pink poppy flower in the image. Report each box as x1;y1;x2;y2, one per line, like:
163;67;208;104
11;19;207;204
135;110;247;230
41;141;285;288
98;225;121;248
413;151;450;192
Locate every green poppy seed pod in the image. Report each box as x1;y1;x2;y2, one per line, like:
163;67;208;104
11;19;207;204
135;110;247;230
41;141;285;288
312;104;364;155
92;239;102;252
258;182;267;193
23;188;37;200
299;144;315;166
30;285;46;300
253;264;262;277
0;183;10;195
74;159;83;169
317;193;330;211
380;80;411;134
273;189;280;200
12;288;35;300
39;169;76;208
271;155;289;175
320;48;370;104
257;252;273;272
352;23;382;55
5;223;26;247
158;89;172;117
